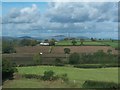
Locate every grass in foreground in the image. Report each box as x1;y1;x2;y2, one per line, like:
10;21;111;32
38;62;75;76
3;66;118;88
17;66;118;83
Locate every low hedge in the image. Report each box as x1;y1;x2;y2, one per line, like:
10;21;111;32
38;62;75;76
74;64;103;68
74;64;119;69
22;74;42;79
82;80;120;89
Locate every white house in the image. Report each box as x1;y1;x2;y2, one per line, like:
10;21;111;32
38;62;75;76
40;42;49;46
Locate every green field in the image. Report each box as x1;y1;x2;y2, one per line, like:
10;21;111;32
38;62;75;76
56;40;118;48
102;41;118;48
3;66;118;88
56;40;105;46
16;66;118;83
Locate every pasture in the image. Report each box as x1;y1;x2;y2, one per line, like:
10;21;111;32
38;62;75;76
56;40;118;48
3;66;118;88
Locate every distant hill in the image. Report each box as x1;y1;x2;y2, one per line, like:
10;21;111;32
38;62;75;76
19;36;32;39
76;36;89;39
50;35;66;40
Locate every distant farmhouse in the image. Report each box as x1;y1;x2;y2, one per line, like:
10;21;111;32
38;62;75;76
40;42;49;46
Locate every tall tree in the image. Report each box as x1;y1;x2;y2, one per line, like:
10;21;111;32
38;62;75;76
71;39;77;46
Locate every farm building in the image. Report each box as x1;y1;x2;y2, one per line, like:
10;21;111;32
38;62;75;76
40;42;49;46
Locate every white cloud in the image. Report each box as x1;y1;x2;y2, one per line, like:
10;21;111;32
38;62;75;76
2;2;118;39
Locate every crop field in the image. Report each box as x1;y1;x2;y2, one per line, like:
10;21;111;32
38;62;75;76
56;40;106;46
3;45;118;65
3;66;118;88
15;46;117;54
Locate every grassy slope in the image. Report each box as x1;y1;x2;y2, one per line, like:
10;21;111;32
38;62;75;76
3;79;71;88
3;66;118;88
17;66;118;83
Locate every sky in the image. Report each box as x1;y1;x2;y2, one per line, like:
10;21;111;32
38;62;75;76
2;2;118;39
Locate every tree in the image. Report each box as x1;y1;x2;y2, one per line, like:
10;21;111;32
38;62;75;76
20;39;31;46
44;39;49;43
2;59;17;80
80;39;84;45
20;39;38;46
71;39;77;46
33;53;42;65
91;38;96;41
64;48;71;61
2;41;16;54
49;39;56;46
69;52;80;64
30;40;38;46
64;48;71;54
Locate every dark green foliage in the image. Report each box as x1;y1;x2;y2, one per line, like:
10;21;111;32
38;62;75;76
42;70;55;81
54;58;64;66
49;39;56;46
22;72;69;82
78;50;118;64
74;64;119;69
2;41;16;53
80;39;84;45
33;53;42;65
107;49;112;55
71;39;77;45
69;52;80;64
82;80;120;89
2;59;17;80
60;73;69;82
20;39;38;46
64;48;71;54
74;64;103;68
22;74;42;79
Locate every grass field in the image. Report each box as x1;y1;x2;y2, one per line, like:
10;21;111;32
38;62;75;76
56;40;118;48
3;66;118;88
102;41;118;48
16;66;118;83
56;40;106;46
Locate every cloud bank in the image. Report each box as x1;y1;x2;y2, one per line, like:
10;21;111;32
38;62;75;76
2;2;118;39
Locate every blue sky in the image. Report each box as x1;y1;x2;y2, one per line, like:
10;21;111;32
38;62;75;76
2;2;118;39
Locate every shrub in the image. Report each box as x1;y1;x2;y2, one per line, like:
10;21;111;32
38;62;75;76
74;64;103;68
42;70;55;81
82;80;120;89
2;41;16;54
60;73;69;82
2;59;18;80
22;74;42;79
33;53;42;65
69;52;80;64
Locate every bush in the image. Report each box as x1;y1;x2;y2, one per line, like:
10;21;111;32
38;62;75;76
42;70;55;81
33;53;42;65
60;73;69;82
74;64;103;68
2;41;16;54
82;80;120;89
69;52;80;64
74;64;119;69
22;74;42;79
2;59;18;80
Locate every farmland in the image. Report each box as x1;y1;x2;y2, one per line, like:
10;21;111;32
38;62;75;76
3;66;118;88
2;45;118;65
2;39;119;88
